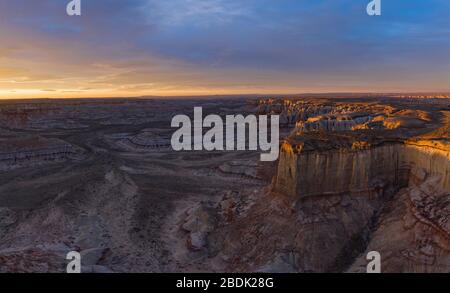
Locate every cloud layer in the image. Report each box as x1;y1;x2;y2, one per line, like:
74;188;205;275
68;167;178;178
0;0;449;98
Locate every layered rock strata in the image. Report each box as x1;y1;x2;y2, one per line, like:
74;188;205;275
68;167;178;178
0;136;83;169
274;141;449;200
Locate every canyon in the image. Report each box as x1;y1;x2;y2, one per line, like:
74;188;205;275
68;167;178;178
0;95;448;272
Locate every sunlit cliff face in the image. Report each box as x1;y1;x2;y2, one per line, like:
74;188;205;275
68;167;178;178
0;0;449;99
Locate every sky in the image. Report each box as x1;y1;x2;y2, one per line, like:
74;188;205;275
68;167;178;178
0;0;449;99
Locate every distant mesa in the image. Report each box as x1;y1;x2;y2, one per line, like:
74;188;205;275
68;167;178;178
0;136;84;170
114;129;172;152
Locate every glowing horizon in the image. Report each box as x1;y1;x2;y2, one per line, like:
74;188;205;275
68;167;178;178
1;0;449;99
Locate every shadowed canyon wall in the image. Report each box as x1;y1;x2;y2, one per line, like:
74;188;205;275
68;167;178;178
275;141;450;200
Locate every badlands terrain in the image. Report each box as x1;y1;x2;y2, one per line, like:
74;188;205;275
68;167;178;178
0;95;449;273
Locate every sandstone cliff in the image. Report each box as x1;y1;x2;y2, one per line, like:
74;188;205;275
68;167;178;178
207;101;450;273
274;141;449;199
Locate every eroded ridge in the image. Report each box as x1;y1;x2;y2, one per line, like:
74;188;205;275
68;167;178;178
207;97;450;273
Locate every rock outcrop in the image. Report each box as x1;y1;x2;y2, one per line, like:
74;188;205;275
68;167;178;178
0;136;83;170
207;100;450;273
274;141;449;200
